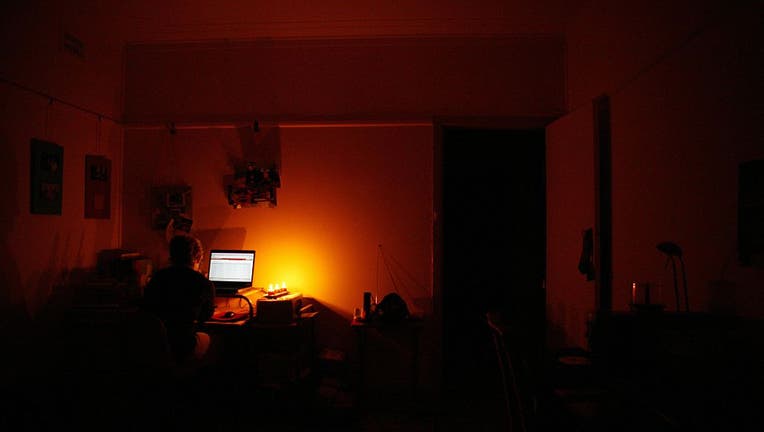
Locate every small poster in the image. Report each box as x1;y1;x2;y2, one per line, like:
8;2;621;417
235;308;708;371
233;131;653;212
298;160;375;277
30;139;63;215
151;185;192;231
85;154;111;219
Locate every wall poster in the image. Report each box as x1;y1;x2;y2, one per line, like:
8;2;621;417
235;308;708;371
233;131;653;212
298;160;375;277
151;185;193;232
30;138;63;215
84;154;111;219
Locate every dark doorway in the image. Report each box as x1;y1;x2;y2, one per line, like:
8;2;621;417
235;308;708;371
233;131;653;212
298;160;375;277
440;127;546;396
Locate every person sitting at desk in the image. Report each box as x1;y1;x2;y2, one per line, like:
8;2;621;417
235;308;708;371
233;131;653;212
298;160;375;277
143;234;217;368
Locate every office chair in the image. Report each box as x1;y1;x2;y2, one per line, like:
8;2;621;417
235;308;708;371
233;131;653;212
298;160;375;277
121;309;225;429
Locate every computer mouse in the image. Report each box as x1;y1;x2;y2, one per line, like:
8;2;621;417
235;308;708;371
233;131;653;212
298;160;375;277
223;311;236;319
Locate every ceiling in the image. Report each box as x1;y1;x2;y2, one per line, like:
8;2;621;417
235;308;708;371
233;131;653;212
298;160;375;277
19;0;588;46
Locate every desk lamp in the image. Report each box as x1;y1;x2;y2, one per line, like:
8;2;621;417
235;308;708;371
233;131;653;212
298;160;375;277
657;241;689;312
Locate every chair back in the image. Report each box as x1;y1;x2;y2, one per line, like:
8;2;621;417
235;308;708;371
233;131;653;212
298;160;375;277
487;313;536;432
123;308;174;372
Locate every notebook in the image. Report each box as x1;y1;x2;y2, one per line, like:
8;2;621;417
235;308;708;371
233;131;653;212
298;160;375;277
207;249;256;293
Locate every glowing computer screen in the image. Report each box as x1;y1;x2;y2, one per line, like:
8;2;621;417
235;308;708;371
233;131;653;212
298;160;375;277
207;249;255;292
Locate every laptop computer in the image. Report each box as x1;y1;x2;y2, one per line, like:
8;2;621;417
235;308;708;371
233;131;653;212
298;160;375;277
207;249;256;293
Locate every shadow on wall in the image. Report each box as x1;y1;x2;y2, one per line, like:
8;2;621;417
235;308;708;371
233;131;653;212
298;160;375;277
144;227;249;274
195;227;249;274
195;227;248;253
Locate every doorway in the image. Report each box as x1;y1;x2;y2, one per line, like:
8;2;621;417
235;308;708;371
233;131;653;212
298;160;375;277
439;126;546;395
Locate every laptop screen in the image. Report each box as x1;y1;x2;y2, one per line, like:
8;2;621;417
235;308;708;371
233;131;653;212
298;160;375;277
207;250;256;292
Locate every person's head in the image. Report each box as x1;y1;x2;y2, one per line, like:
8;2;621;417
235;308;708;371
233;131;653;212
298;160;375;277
169;234;204;270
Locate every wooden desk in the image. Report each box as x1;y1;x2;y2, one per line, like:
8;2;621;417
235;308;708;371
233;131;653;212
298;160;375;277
202;291;318;389
208;287;263;323
351;317;423;405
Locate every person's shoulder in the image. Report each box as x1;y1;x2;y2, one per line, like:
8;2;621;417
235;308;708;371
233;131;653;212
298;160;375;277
148;265;193;281
150;265;208;283
178;267;212;283
189;269;210;281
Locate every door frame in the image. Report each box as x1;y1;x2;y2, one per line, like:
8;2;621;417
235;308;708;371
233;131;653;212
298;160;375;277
431;115;556;392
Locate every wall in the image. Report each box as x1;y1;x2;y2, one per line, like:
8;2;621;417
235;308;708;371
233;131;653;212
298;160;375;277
122;124;434;349
546;0;764;348
0;2;124;379
546;105;595;349
123;36;565;123
564;0;739;112
121;35;568;392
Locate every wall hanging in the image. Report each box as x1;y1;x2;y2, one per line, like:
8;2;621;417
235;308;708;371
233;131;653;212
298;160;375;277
226;162;280;209
84;154;111;219
30;138;63;215
151;185;192;232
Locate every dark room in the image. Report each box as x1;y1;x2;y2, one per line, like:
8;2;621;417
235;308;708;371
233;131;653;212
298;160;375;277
1;1;762;431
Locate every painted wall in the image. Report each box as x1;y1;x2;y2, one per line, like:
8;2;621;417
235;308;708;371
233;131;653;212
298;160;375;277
564;0;737;113
118;0;580;42
122;125;434;348
546;0;764;348
123;36;566;123
546;105;595;349
1;1;125;120
124;36;564;373
0;85;124;315
0;2;124;379
120;35;568;390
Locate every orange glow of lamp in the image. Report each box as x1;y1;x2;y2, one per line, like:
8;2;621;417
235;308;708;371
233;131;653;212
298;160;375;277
266;281;289;298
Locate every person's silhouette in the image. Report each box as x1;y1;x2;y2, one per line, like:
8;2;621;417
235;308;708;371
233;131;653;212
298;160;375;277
142;234;217;367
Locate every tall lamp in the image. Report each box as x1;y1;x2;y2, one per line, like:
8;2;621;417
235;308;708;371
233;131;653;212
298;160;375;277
657;241;689;312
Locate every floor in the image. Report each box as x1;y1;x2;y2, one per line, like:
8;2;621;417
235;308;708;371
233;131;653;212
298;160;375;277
6;324;717;432
2;350;507;432
0;308;507;432
2;308;618;432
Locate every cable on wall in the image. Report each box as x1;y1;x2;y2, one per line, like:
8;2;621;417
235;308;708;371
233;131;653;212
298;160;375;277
1;75;119;124
565;1;746;116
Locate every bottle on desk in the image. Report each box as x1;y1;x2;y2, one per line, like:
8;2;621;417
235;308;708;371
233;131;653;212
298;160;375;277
362;292;372;320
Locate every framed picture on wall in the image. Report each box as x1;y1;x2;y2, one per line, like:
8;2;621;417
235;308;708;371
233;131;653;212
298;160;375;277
30;138;63;215
85;154;111;219
151;185;192;231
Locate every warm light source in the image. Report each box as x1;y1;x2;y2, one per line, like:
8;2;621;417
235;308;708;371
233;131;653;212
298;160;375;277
266;280;289;298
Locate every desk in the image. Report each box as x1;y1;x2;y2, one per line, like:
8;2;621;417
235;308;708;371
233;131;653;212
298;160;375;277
351;317;423;405
202;291;318;389
208;287;263;323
